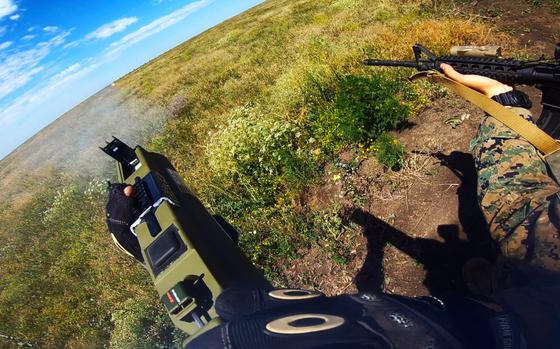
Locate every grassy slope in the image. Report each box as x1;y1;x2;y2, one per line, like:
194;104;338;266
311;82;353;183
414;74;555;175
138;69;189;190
0;0;511;348
117;0;501;276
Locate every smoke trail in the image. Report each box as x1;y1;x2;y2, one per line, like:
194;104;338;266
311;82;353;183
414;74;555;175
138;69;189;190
0;86;170;202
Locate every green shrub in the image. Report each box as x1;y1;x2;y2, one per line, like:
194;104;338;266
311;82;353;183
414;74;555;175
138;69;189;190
206;105;316;202
374;133;407;171
270;60;340;114
311;202;353;265
310;74;413;153
336;75;411;139
237;206;320;272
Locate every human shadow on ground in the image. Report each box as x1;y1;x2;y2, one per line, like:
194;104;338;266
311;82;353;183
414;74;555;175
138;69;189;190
433;151;497;258
349;151;499;302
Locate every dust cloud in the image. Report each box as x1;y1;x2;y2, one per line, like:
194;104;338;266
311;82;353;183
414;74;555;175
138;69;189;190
0;86;170;201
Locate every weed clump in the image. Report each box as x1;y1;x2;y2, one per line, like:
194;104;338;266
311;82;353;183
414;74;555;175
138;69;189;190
374;132;408;171
206;105;315;202
167;94;191;118
109;297;180;349
310;74;413;153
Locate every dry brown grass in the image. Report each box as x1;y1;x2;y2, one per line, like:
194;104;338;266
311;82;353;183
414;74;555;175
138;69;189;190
375;18;514;59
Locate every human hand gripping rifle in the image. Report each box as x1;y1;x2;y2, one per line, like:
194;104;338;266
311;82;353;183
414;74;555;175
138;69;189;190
101;138;271;343
364;44;560;137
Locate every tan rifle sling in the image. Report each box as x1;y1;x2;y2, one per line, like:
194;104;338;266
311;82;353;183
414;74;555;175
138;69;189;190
410;70;560;182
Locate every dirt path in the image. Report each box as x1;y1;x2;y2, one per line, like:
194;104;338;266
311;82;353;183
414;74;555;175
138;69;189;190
285;97;490;300
464;0;560;55
283;0;558;299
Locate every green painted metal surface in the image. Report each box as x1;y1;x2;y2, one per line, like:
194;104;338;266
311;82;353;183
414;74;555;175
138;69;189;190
109;143;271;342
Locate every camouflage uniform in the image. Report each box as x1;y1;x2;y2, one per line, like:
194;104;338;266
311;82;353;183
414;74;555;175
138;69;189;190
470;107;560;272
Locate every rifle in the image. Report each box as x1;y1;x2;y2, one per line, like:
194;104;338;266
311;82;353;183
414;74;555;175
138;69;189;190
364;44;560;137
101;138;271;343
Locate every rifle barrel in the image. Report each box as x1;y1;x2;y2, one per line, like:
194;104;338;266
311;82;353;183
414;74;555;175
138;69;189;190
363;59;419;68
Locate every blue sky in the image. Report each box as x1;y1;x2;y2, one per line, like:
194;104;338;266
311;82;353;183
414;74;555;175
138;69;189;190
0;0;263;160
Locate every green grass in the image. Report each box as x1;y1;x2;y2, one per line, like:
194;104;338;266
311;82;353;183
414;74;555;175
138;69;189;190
528;0;560;10
117;0;498;277
374;133;408;171
0;178;182;348
309;74;415;154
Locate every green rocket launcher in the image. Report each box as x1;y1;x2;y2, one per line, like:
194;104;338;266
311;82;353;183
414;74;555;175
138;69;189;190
101;137;271;340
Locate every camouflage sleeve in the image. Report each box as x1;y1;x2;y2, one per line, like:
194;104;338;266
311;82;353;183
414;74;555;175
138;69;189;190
469;108;560;272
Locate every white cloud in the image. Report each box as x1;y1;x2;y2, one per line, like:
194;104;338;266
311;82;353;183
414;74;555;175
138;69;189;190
53;63;81;80
27;26;36;32
62;17;138;49
85;17;138;40
0;48;47;100
63;40;80;49
0;41;11;50
0;32;70;101
107;0;212;57
0;0;17;20
22;34;35;41
48;31;70;46
0;59;101;126
0;0;214;128
9;13;19;20
43;26;59;33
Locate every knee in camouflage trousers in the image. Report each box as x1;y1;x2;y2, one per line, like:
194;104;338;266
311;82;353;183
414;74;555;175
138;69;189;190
470;107;560;272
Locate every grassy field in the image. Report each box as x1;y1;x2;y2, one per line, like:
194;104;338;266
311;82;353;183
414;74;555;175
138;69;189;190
117;0;502;277
0;0;533;347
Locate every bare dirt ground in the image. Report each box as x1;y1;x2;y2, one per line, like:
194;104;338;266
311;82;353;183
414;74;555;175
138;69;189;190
465;0;560;55
283;0;559;300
